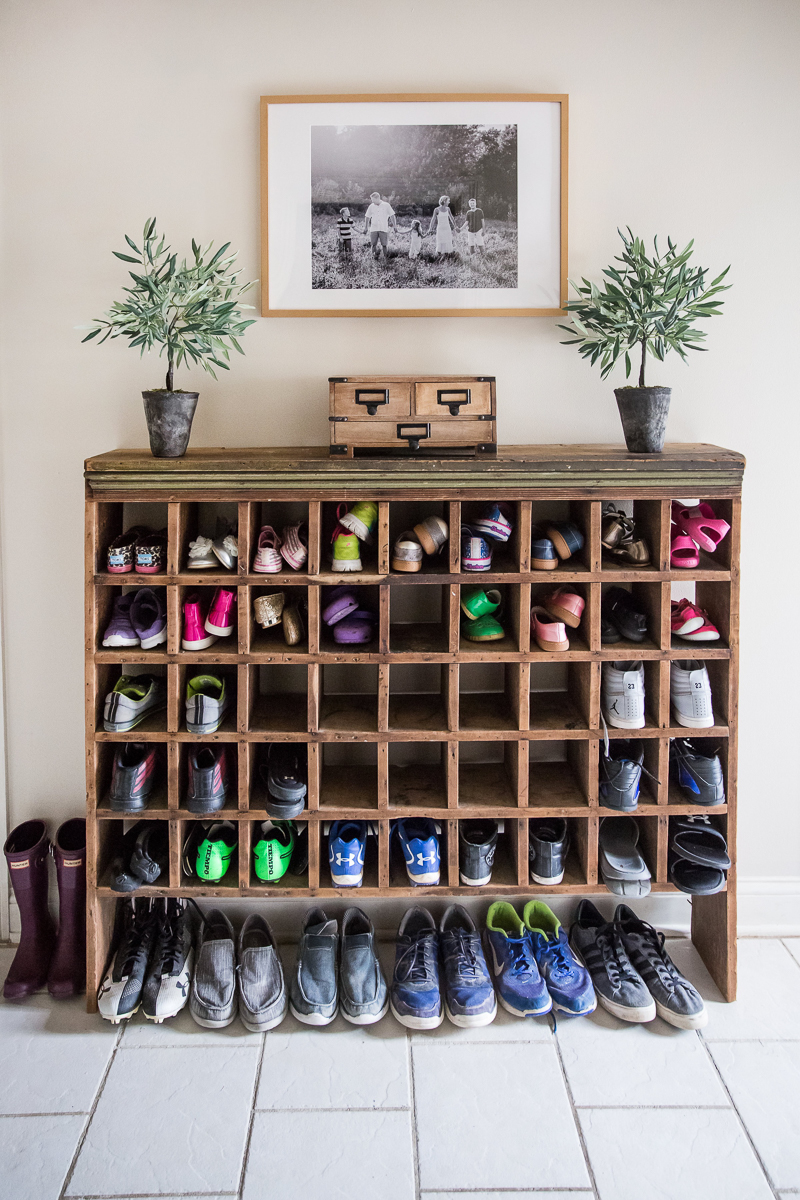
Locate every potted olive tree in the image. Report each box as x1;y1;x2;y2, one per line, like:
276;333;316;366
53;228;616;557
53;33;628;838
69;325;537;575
559;229;730;453
82;219;255;458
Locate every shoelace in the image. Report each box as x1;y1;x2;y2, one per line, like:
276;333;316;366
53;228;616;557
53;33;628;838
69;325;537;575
153;906;186;976
505;936;537;979
119;907;156;975
541;938;574;979
600;714;661;786
595;925;642;988
633;925;687;994
443;930;480;978
331;522;351;544
396;932;438;985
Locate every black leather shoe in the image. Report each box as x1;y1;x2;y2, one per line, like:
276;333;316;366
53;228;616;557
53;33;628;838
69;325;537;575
603;587;648;643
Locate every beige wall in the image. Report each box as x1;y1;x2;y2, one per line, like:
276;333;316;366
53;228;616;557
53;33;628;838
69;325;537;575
1;0;799;919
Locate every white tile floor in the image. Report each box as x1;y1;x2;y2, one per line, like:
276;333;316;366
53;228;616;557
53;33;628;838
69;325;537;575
1;936;799;1200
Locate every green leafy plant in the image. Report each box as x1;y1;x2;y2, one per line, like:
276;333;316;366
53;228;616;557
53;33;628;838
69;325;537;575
81;218;256;391
559;228;730;386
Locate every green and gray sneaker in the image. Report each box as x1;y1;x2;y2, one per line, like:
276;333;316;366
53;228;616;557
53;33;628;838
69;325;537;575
253;821;296;882
331;525;362;572
104;674;167;732
183;821;238;882
338;500;378;543
186;673;231;734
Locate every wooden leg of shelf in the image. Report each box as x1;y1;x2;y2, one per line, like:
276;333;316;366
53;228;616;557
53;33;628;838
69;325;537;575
692;889;737;1001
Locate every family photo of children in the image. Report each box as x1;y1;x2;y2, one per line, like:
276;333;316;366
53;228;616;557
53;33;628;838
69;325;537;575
311;123;518;290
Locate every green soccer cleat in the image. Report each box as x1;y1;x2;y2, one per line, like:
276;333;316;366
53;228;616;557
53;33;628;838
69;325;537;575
252;821;296;882
193;821;238;882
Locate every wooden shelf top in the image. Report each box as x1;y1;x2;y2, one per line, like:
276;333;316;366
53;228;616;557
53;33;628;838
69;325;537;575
85;443;745;495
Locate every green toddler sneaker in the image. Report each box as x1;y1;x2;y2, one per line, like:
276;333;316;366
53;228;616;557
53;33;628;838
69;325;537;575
331;525;362;572
462;613;505;642
461;587;502;621
338;501;378;543
195;821;238;881
253;820;296;882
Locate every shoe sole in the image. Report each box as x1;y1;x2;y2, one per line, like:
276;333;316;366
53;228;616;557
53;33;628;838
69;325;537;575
109;798;149;813
341;999;390;1025
655;999;708;1030
414;521;446;555
533;637;570;652
331;559;363;572
472;521;510;541
139;629;168;650
463;632;505;642
445;1001;497;1028
389;1000;443;1030
671;709;715;729
602;711;645;730
530;870;565;886
266;800;306;819
675;631;720;642
406;872;440;886
568;944;656;1023
190;1010;237;1029
497;992;552;1018
547;529;575;559
339;514;374;543
143;1003;189;1023
330;873;364;887
204;622;234;636
531;558;558;570
100;1002;140;1024
545;604;582;629
103;701;166;733
290;1003;337;1026
187;797;227;814
240;1008;288;1032
182;635;218;650
102;635;140;647
459;872;491;886
392;558;422;572
553;997;598;1017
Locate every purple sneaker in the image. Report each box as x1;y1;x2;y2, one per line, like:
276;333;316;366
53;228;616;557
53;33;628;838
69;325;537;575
333;609;377;645
322;586;359;626
103;594;139;647
130;588;168;650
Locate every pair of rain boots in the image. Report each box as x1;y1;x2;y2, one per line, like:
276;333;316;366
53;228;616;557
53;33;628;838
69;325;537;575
3;817;87;1000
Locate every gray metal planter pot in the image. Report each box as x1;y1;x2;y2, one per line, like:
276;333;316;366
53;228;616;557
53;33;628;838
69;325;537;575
614;386;671;454
142;390;199;458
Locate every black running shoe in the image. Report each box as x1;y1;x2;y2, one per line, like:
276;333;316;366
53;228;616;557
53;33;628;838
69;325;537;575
97;898;157;1023
187;745;229;814
142;899;194;1023
670;738;725;805
109;743;158;812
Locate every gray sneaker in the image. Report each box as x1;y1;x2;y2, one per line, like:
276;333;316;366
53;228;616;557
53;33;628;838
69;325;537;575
339;907;388;1025
189;908;237;1028
569;899;656;1023
290;908;338;1026
615;904;708;1030
238;914;287;1032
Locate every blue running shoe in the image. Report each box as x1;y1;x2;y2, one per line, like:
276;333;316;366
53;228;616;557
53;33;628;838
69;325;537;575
440;905;496;1027
390;907;443;1029
523;900;596;1016
485;901;551;1017
393;819;440;886
328;821;367;887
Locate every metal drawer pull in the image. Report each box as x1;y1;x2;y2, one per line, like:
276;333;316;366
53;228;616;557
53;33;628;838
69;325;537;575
354;388;390;416
397;423;431;451
437;388;471;416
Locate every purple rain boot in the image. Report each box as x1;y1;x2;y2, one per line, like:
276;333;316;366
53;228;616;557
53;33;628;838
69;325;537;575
3;820;57;999
48;818;87;998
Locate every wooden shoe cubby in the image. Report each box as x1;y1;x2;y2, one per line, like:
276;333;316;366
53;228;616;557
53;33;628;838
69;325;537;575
85;444;744;1007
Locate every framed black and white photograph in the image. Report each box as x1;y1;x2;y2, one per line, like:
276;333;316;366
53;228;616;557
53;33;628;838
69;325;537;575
260;94;568;317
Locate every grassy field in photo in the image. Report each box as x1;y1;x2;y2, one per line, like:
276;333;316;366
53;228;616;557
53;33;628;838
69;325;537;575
310;213;518;290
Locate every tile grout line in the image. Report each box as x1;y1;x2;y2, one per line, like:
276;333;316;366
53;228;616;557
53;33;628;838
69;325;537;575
573;1104;733;1110
552;1022;601;1200
235;1031;267;1200
58;1024;125;1200
408;1033;423;1200
698;1033;782;1200
254;1105;412;1113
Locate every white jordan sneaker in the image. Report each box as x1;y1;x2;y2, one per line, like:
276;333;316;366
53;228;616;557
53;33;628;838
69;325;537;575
671;660;715;728
602;661;646;729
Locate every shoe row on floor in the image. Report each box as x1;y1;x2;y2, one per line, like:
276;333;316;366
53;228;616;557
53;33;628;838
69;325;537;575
603;658;717;728
98;896;707;1032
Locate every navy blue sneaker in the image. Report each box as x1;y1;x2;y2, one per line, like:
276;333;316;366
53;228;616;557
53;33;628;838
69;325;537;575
523;901;596;1016
393;819;440;886
439;905;496;1027
484;902;552;1017
390;907;443;1029
328;821;367;887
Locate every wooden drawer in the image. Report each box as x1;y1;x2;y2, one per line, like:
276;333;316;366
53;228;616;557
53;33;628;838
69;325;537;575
331;418;493;449
331;380;411;419
415;379;492;417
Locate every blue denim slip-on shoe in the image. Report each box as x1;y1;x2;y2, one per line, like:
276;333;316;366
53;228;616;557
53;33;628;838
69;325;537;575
523;900;597;1016
439;905;497;1027
390;907;443;1029
339;907;389;1025
545;521;585;561
328;821;368;887
484;901;552;1017
393;818;440;886
289;908;338;1025
531;526;558;570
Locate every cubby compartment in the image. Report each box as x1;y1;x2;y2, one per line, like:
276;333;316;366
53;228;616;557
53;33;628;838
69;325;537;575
599;498;664;572
457;817;520;889
178;664;238;736
529;661;593;731
247;741;309;812
320;742;379;811
176;501;240;576
670;496;734;572
389;663;450;732
525;815;590;888
389;817;447;888
458;741;520;809
247;818;309;890
319;664;379;732
249;500;311;575
94;740;169;815
389;742;449;810
95;583;169;656
318;584;380;654
600;580;663;652
529;499;592;573
388;500;452;576
459;500;521;573
95;662;169;736
669;656;729;731
177;584;239;658
96;817;172;892
179;817;241;891
667;734;729;808
598;812;660;887
670;580;732;651
389;584;449;654
322;500;380;574
459;583;521;654
94;501;170;576
177;741;239;817
598;733;660;811
250;584;310;654
323;819;380;890
459;662;521;731
530;581;590;654
528;740;591;811
247;664;309;733
600;657;662;730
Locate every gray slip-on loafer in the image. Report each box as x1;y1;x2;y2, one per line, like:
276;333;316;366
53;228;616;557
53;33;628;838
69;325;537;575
340;907;388;1025
290;907;338;1025
238;913;287;1032
189;908;237;1029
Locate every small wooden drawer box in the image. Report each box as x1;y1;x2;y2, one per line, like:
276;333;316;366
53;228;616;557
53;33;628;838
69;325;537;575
329;375;496;456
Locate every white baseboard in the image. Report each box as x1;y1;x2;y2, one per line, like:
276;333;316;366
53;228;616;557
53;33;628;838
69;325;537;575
737;877;800;936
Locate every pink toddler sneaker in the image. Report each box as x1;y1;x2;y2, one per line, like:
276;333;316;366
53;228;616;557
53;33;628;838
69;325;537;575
204;588;236;637
671;599;720;642
531;606;569;652
135;530;167;574
280;523;308;571
253;527;283;574
183;593;218;650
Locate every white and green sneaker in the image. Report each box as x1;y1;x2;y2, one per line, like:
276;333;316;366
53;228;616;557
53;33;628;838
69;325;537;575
338;501;378;543
186;674;231;734
331;525;362;572
103;674;167;732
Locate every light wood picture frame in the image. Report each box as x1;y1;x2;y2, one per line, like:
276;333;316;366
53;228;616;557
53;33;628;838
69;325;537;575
260;93;568;318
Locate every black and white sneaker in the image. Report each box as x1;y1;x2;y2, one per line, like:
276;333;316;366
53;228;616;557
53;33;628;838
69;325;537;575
670;739;725;805
459;820;498;886
97;898;157;1023
142;899;194;1023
